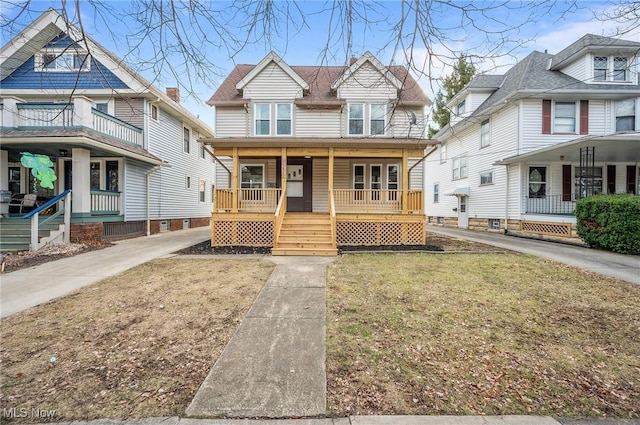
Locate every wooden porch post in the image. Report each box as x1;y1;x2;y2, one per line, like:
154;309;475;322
232;147;239;213
402;148;409;214
281;147;287;195
328;147;334;210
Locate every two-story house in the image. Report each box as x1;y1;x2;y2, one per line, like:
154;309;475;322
204;52;432;255
0;10;215;251
425;34;640;242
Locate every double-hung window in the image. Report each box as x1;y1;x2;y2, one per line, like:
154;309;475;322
433;183;439;203
183;127;191;153
276;103;292;135
199;180;206;202
480;119;490;148
613;57;628;81
370;104;386;135
594;56;608;81
615;98;636;132
452;155;468;180
480;170;494;185
593;55;631;82
554;102;576;133
348;104;364;135
440;144;447;163
255;104;270;135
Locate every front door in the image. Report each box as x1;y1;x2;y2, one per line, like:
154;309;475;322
279;158;312;212
457;195;469;228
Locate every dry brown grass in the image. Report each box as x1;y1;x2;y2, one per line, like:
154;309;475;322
0;258;274;422
327;252;640;418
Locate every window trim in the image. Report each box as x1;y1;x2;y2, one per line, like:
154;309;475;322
480;119;490;148
186;175;191;189
183;126;191;153
480;170;494;186
353;164;366;190
592;54;633;83
150;104;159;120
457;99;466;115
553;101;577;134
199;179;206;203
35;50;90;72
199;143;206;159
433;183;439;203
440;144;447;164
370;103;387;136
276;103;292;136
254;103;271;136
528;166;547;199
348;103;365;136
452;155;468;181
614;98;637;132
240;164;265;189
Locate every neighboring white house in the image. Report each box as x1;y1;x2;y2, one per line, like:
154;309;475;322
204;51;432;255
425;34;640;241
0;10;215;247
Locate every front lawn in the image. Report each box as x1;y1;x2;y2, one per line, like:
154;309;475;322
326;253;640;417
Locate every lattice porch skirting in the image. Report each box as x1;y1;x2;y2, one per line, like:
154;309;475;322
520;221;572;237
336;214;426;246
211;213;274;246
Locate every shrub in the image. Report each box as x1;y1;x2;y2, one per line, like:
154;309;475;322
575;194;640;255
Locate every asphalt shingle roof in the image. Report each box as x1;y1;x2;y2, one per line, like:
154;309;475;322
550;33;640;69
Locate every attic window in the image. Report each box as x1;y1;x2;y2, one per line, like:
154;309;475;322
36;51;90;72
593;55;631;82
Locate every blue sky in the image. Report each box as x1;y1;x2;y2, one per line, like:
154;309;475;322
2;1;638;125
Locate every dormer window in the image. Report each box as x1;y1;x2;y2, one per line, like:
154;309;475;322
457;100;466;115
36;50;90;72
593;55;630;82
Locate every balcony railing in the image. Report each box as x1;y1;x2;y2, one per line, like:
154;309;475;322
91;190;122;215
13;101;143;147
525;194;576;215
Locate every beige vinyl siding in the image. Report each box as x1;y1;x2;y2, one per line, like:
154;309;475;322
333;159;351;189
313;158;329;212
243;62;304;100
296;108;341;137
115;98;144;127
338;62;398;99
267;159;277;186
215;157;232;189
408;158;423;190
215;106;248;137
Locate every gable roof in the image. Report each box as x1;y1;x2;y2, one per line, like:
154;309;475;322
208;55;430;108
330;51;403;90
0;9;214;137
550;33;640;70
235;51;309;93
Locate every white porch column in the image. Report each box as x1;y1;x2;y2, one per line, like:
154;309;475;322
72;96;93;128
0;150;8;215
71;148;91;214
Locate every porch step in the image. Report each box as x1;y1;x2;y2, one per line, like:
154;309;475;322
273;213;337;256
0;216;63;253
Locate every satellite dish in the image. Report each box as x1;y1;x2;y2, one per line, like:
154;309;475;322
409;111;417;125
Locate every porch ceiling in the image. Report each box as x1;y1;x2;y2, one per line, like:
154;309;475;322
0;131;164;165
495;132;640;165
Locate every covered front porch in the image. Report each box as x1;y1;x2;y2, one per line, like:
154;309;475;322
207;139;430;255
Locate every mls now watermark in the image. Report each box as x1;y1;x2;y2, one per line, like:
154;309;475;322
2;407;57;419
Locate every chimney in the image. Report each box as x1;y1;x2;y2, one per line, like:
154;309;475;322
350;56;357;65
166;87;180;103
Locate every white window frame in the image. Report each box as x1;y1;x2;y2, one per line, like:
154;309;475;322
615;98;637;132
370;103;387;135
387;164;399;201
199;143;206;159
35;50;90;72
199;179;206;202
440;144;447;164
553;101;577;134
183;126;191;153
254;103;271;136
186;175;191;189
480;119;490;148
276;103;292;136
240;164;265;189
433;183;439;203
348;103;365;136
480;170;494;186
94;102;109;114
528;166;546;198
452;155;468;180
593;54;633;83
457;99;466;115
150;104;159;120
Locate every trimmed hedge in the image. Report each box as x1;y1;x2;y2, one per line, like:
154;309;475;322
575;194;640;255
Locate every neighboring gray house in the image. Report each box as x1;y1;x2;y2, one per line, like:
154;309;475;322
0;10;215;250
425;34;640;242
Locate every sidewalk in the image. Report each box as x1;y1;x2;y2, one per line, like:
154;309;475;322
186;256;334;418
427;226;640;285
0;227;210;318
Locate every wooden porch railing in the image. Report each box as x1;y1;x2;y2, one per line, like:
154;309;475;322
90;190;121;215
214;188;281;212
273;191;287;244
334;189;423;213
329;190;337;249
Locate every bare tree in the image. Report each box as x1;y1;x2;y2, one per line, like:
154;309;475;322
1;0;619;103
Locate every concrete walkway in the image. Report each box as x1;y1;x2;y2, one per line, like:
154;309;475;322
427;226;640;285
186;256;333;418
0;227;210;318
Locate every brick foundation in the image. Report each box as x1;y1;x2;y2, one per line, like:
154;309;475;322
70;222;103;244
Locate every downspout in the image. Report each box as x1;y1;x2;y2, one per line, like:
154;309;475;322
146;165;163;236
504;164;509;234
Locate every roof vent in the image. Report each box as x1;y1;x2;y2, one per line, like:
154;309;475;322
166;87;180;103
